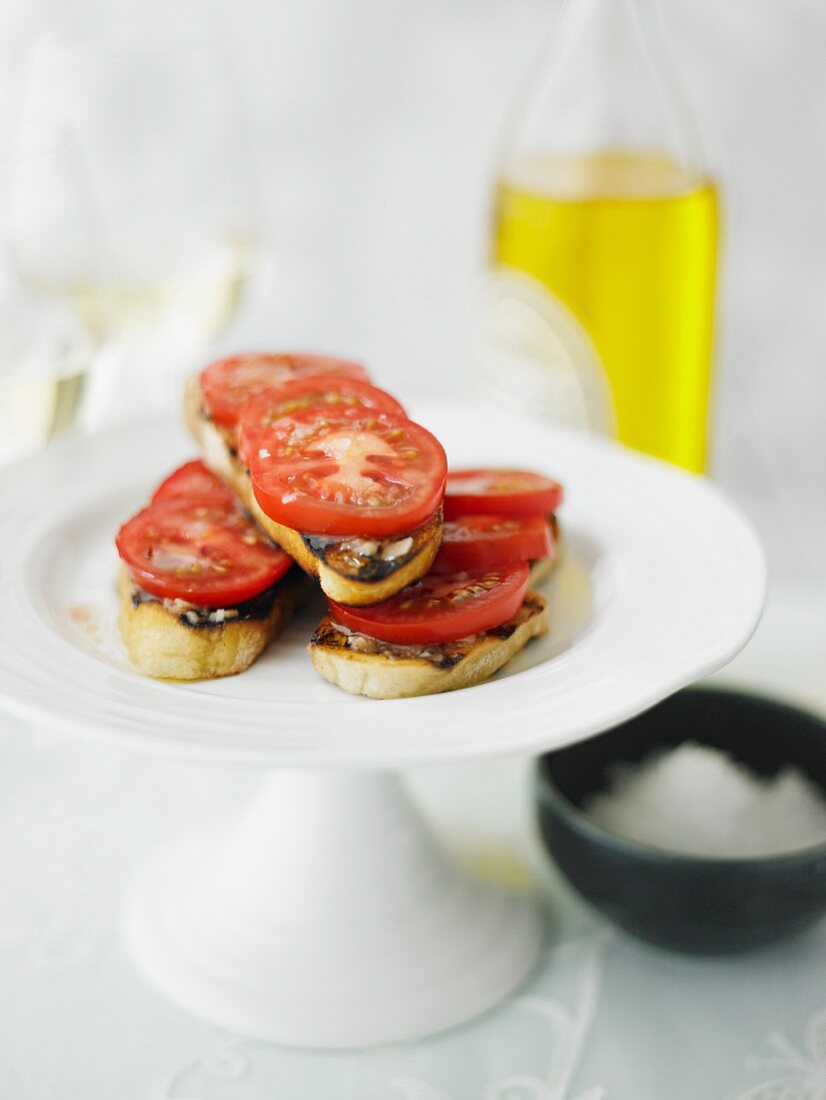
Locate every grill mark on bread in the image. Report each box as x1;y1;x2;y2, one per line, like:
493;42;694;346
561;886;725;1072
308;592;549;697
129;573;294;631
311;593;547;671
485;592;546;641
310;620;467;670
118;566;304;680
301;515;438;581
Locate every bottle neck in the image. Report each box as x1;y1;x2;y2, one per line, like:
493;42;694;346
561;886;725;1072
503;0;705;184
559;0;655;49
559;0;682;140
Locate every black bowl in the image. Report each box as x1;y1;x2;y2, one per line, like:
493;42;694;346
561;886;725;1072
535;688;826;953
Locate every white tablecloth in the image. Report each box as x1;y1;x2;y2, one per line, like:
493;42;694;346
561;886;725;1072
0;584;823;1099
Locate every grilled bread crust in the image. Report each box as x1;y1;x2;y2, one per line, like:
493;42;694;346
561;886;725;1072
183;374;442;607
309;591;549;699
118;567;304;680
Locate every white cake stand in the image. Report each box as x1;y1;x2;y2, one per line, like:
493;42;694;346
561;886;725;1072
0;401;765;1048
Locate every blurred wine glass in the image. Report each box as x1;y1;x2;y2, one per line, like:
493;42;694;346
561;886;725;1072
0;121;97;466
24;0;261;417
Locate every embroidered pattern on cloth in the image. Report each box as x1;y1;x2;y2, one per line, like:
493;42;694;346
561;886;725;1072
726;1008;826;1100
153;937;610;1100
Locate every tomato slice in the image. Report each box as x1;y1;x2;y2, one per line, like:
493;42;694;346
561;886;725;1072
329;563;530;644
432;513;555;574
444;469;564;519
201;352;370;428
248;409;447;537
117;469;292;604
151;460;235;509
238;375;406;465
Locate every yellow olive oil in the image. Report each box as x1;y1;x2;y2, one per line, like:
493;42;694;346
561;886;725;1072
493;152;719;471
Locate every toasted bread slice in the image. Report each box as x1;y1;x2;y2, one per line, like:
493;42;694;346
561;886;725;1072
118;567;304;680
184;375;442;606
309;591;549;699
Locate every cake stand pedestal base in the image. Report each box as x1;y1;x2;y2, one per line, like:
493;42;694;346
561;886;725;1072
122;769;545;1048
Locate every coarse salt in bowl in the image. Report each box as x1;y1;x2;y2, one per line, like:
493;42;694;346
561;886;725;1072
582;742;826;859
535;688;826;953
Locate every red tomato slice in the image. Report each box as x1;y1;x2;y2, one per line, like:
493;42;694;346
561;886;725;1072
432;513;555;574
248;409;447;537
444;469;564;519
201;352;370;428
329;563;530;645
238;375;406;465
117;497;291;605
151;460;234;509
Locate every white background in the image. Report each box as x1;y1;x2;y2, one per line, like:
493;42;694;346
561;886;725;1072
2;0;824;582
